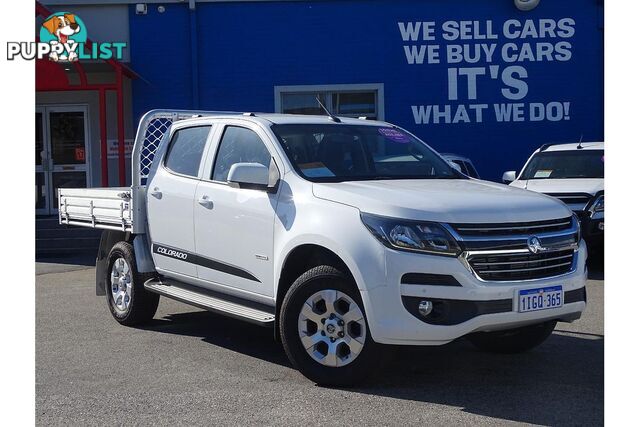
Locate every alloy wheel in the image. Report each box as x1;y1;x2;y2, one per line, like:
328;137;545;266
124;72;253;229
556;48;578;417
110;257;132;313
297;289;367;367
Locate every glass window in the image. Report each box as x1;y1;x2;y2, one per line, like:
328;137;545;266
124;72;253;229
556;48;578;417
282;93;327;115
333;92;376;116
212;126;272;182
280;89;378;119
521;150;604;180
164;126;211;177
271;124;461;182
49;112;86;165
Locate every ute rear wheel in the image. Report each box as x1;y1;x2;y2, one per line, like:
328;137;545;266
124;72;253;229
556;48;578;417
280;265;381;386
106;242;159;326
467;320;557;354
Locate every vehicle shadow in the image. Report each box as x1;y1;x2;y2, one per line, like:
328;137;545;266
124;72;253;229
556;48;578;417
142;311;290;367
355;333;603;425
36;253;97;267
142;310;603;425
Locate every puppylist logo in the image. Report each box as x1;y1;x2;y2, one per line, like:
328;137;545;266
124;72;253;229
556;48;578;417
7;12;126;62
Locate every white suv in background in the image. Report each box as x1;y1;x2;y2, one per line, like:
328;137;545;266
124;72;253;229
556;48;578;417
503;142;604;256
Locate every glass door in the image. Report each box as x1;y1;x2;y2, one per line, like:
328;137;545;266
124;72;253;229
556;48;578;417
35;108;50;215
36;105;90;215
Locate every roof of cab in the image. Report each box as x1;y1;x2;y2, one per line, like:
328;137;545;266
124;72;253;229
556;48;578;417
538;141;604;152
173;113;390;127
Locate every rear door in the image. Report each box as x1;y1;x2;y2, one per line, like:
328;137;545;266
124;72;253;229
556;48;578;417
194;121;280;297
147;125;213;278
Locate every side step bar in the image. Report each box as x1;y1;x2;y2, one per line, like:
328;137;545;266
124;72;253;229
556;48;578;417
144;279;275;327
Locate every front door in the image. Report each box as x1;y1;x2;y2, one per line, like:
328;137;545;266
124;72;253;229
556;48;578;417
36;105;90;215
194;123;279;297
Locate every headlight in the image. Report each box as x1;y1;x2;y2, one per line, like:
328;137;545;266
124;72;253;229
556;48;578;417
589;195;604;213
360;213;461;256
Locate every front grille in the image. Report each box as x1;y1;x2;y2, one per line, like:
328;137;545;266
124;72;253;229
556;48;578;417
449;217;579;281
544;193;592;210
451;217;573;237
467;249;575;281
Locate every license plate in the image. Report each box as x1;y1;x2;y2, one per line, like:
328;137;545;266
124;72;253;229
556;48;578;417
518;286;563;313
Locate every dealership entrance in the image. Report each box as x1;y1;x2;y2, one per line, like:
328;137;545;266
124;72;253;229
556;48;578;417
36;105;90;215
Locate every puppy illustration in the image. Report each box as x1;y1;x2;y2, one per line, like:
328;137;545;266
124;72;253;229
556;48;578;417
42;14;80;61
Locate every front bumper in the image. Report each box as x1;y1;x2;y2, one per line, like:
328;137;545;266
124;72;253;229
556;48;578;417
359;240;588;346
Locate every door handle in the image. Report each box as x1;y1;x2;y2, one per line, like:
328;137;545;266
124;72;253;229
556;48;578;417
198;195;214;209
150;187;162;199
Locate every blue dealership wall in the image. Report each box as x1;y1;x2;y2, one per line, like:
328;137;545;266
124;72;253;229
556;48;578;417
129;0;604;181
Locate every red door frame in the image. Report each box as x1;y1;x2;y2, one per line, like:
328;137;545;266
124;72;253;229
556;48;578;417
36;1;138;187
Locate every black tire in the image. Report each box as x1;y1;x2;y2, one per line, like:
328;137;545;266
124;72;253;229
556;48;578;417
105;241;159;326
279;265;381;386
467;320;557;354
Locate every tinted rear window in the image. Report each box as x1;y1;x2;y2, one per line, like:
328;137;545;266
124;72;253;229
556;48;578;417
164;126;211;177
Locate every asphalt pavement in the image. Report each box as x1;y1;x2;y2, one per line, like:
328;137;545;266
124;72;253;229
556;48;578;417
36;255;603;426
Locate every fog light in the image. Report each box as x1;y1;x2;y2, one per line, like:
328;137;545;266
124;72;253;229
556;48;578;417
598;222;604;231
418;300;433;317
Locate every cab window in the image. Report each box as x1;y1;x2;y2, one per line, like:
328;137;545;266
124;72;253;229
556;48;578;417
212;126;272;182
164;126;211;177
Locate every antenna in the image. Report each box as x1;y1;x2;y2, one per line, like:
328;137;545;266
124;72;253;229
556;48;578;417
577;134;584;149
316;95;341;123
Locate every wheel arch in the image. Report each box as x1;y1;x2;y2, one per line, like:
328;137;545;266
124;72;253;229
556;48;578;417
274;243;359;341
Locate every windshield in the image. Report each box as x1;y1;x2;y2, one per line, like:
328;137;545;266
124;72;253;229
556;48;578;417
270;124;462;182
521;149;604;180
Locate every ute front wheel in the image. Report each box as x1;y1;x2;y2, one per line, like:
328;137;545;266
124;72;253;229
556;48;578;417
280;265;381;386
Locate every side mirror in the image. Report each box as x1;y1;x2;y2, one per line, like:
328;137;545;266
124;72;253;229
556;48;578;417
502;171;517;184
228;161;280;191
448;161;462;173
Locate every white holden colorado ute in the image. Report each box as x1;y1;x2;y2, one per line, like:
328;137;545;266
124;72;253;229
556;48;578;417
59;110;587;385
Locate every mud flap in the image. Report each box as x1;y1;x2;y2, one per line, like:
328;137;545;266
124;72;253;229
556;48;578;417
95;230;128;296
